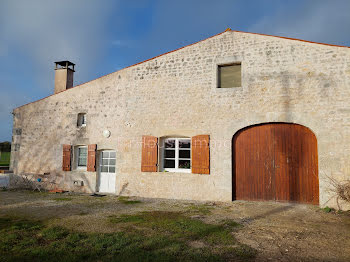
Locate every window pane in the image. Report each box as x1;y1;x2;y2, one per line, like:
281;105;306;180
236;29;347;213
102;151;109;158
219;64;241;88
78;148;87;166
164;159;175;168
78;157;87;166
165;149;175;158
179;150;190;159
110;152;116;158
101;166;108;172
79;147;87;156
102;159;108;166
179;140;190;148
109;166;115;173
164;140;175;148
109;159;116;166
179;160;191;169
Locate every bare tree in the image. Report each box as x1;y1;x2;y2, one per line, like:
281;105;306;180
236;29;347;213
326;175;350;210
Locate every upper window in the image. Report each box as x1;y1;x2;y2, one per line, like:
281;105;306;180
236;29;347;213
77;113;87;127
162;138;191;173
76;146;87;169
218;63;241;88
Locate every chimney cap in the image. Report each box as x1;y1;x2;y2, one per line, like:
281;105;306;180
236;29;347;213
54;60;75;71
55;60;75;66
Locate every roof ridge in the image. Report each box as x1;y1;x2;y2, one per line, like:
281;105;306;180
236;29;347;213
15;29;349;110
15;30;227;109
232;29;350;49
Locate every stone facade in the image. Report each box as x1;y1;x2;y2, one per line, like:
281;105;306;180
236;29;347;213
10;30;350;209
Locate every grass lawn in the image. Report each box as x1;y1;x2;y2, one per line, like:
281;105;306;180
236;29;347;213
0;212;254;262
0;152;10;166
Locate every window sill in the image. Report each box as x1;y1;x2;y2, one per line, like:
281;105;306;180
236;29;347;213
75;167;87;171
161;169;191;173
217;86;242;88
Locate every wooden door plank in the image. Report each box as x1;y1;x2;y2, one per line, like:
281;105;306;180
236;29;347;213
234;123;319;204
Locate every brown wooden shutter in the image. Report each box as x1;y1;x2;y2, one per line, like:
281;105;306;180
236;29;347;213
87;144;97;172
191;135;210;174
141;135;158;172
62;144;72;171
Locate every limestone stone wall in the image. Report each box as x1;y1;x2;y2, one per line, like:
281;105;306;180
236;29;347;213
10;31;350;209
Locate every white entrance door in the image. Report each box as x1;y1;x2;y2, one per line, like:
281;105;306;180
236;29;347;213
98;150;116;193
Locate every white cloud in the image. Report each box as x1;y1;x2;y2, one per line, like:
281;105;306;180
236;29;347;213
248;0;350;46
0;0;117;88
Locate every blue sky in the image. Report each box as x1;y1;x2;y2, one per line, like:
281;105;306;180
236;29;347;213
1;0;350;142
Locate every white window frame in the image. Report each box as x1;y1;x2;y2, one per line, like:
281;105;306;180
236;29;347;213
77;113;87;127
99;150;116;174
161;138;191;173
75;146;87;170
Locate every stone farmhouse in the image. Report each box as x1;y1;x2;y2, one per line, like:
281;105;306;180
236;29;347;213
10;29;350;209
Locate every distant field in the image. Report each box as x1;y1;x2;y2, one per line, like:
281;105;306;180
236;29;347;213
0;152;10;166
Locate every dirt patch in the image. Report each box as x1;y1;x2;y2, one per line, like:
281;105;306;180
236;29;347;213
189;240;206;249
1;190;350;261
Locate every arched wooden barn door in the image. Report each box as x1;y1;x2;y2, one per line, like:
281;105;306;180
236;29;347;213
233;123;319;204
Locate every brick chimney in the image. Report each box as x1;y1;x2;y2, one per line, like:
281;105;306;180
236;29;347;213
54;61;75;94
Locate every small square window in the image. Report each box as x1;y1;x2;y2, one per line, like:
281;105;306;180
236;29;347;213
164;140;175;148
179;150;190;158
165;149;175;158
218;63;241;88
164;159;175;168
178;160;191;169
77;113;87;127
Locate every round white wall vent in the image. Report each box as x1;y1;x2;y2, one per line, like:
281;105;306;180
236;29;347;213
103;130;111;138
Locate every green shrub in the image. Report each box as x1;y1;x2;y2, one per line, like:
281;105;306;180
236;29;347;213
322;206;334;213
